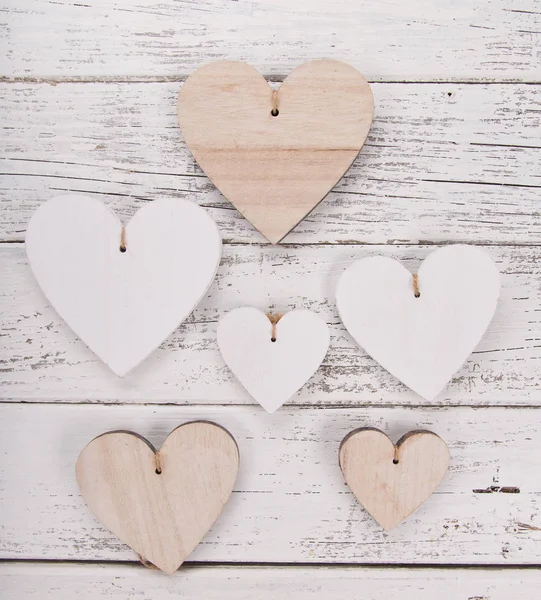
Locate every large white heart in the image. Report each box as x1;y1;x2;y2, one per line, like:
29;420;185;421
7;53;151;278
26;195;221;376
336;246;500;400
217;308;329;413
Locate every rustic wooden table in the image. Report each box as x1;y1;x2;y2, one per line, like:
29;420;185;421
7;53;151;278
1;1;541;597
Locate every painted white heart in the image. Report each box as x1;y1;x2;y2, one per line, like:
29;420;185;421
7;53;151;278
26;195;221;377
336;245;500;400
217;308;330;413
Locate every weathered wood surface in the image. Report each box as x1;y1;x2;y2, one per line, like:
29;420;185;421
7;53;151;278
2;1;541;81
1;82;540;244
1;404;540;564
2;243;540;405
2;563;540;600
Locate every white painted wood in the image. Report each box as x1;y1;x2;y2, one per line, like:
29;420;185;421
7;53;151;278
25;195;221;376
337;246;500;400
77;423;239;573
1;244;539;405
2;1;540;80
1;82;540;245
0;404;539;563
217;308;329;413
2;563;540;600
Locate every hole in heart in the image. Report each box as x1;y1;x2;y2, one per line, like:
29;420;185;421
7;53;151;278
270;108;279;117
155;468;162;475
271;337;277;342
393;459;399;465
119;245;127;253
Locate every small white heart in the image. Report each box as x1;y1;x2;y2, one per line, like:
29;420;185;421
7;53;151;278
336;246;500;400
217;308;330;413
26;195;222;377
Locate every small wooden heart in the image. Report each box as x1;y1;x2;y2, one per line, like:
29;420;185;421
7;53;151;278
339;428;449;530
217;308;330;413
76;422;239;574
178;60;373;244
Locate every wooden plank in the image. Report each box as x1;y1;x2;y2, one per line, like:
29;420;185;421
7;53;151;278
2;1;541;80
2;563;540;600
1;243;540;406
1;82;540;244
1;403;540;564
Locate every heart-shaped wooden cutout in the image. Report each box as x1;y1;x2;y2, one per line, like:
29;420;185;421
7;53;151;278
76;422;239;574
178;60;373;244
217;308;330;413
26;195;222;376
339;428;449;530
336;245;500;400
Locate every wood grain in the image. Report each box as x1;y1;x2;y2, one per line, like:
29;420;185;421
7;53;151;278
2;243;540;405
1;403;540;564
76;423;239;573
1;82;539;245
178;60;373;243
340;429;450;530
2;0;540;80
2;563;540;600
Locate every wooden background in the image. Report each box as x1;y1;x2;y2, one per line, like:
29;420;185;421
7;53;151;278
1;1;541;597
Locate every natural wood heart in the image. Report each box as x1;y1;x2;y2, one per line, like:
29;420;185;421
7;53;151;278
217;308;330;413
339;428;449;530
178;60;373;244
76;422;239;574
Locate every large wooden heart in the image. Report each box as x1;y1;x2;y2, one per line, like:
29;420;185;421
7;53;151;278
26;195;222;376
336;246;500;400
339;428;449;530
76;422;239;574
178;60;373;244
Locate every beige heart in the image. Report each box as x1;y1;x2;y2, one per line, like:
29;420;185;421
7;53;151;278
339;428;449;530
178;60;373;244
76;422;239;574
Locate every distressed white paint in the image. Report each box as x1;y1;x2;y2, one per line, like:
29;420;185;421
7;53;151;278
0;82;540;245
2;1;540;80
2;563;540;600
26;195;221;376
1;403;540;564
1;244;539;405
217;308;329;413
337;246;500;400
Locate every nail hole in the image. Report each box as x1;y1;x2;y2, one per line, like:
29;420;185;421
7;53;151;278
119;246;127;253
414;292;420;298
155;468;162;475
447;91;453;97
393;459;399;465
271;108;279;117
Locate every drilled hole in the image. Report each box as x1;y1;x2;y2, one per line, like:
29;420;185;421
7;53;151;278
271;108;279;117
119;245;127;253
447;91;453;97
414;292;420;298
271;337;277;342
155;468;162;475
393;459;399;465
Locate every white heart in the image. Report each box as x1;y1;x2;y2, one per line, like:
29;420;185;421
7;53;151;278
217;308;330;413
26;195;221;377
336;246;500;400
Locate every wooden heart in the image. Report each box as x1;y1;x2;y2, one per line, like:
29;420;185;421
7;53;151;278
217;308;329;413
76;422;239;574
26;195;222;376
339;428;449;530
336;245;500;400
178;60;373;244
